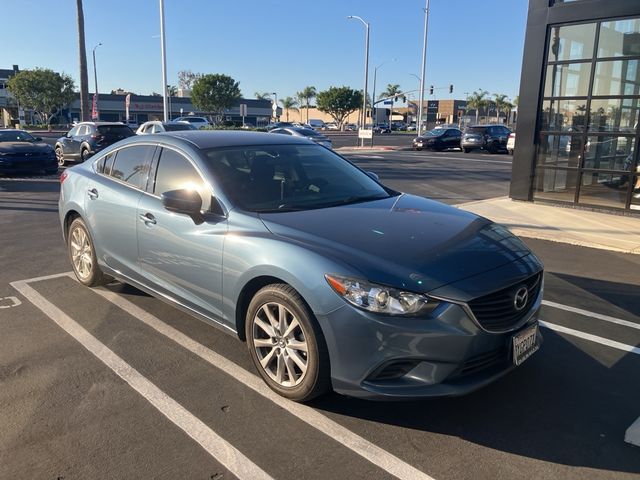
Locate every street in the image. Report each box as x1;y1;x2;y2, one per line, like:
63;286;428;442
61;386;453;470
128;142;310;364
0;150;639;479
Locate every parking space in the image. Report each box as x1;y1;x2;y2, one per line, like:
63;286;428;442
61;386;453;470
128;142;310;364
1;150;638;479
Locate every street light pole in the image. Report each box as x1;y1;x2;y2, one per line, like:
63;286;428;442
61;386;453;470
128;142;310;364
271;92;278;122
92;43;102;120
417;0;430;137
159;0;169;121
348;15;370;147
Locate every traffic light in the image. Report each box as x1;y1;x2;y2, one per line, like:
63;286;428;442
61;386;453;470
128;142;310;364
401;96;406;103
429;85;434;95
449;84;453;94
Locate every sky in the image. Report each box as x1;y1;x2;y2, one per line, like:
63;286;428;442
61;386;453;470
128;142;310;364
0;0;529;103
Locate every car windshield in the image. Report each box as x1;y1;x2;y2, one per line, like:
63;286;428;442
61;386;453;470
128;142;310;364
425;129;445;137
0;131;36;142
164;123;196;131
466;127;487;134
97;125;135;136
203;144;394;213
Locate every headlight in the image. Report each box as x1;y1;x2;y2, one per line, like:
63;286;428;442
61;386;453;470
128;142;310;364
325;274;440;316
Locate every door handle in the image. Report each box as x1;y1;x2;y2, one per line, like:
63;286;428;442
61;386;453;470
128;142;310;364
87;188;98;199
139;213;157;225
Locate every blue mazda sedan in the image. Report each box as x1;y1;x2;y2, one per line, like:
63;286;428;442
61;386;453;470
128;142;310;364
59;131;543;401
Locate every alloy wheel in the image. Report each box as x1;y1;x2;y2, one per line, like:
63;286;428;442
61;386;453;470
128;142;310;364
69;225;93;281
252;302;309;387
56;147;65;166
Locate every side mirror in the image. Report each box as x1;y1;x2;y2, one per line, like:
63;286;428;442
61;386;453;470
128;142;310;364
34;137;43;141
66;133;72;138
161;189;202;216
366;171;379;182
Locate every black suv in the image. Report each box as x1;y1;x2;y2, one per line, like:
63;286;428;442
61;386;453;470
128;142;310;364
412;128;462;151
55;122;135;166
461;125;511;153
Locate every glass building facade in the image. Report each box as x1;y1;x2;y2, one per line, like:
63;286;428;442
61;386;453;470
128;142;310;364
512;0;640;213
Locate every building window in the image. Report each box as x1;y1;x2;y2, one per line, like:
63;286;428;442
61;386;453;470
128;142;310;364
535;16;640;210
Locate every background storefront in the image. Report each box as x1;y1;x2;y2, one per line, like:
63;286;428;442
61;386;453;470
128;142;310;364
512;0;640;212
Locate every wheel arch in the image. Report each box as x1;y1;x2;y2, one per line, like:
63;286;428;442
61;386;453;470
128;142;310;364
62;209;82;242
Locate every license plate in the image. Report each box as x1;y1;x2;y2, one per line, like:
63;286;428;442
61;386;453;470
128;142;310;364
512;325;539;366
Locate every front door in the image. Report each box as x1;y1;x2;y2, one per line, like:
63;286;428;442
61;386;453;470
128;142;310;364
137;146;227;323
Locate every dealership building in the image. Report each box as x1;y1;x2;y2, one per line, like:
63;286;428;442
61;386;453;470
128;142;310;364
513;0;640;213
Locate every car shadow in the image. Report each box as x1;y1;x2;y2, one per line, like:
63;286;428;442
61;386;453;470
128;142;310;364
310;323;640;475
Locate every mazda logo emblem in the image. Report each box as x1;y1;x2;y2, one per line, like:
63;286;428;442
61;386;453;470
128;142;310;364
514;286;528;311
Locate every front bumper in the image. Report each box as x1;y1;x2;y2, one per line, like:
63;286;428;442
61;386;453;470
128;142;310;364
0;156;58;173
317;265;543;400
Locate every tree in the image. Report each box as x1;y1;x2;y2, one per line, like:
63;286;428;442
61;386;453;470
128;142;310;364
191;74;242;122
296;86;317;123
493;93;509;122
254;91;272;100
316;86;363;128
380;84;402;126
7;69;75;124
280;97;299;122
466;90;489;124
177;70;201;90
167;85;178;96
76;0;89;121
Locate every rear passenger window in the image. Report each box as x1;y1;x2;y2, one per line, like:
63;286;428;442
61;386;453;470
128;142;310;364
109;145;155;189
153;148;211;210
95;152;115;174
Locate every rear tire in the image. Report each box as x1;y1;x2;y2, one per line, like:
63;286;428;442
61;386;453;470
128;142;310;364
246;284;330;402
463;148;471;153
507;149;514;155
67;217;111;287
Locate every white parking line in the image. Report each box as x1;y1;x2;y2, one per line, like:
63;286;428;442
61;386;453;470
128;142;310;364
93;285;436;480
542;300;640;331
625;417;640;447
539;321;640;355
10;279;273;480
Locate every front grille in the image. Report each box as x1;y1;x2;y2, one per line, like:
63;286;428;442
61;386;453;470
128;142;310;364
468;272;542;332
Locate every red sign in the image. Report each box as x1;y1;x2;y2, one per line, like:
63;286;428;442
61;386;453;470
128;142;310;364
91;94;98;120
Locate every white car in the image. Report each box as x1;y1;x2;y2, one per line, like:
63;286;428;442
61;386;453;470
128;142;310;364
173;116;211;129
136;121;197;134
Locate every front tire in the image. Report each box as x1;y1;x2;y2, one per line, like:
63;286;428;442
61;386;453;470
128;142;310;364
80;147;90;162
67;217;110;287
246;284;330;402
463;148;471;153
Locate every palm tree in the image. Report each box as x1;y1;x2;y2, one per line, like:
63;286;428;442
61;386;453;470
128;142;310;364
466;90;489;124
381;84;402;126
76;0;90;121
296;86;317;123
254;91;271;100
280;97;299;122
493;93;509;123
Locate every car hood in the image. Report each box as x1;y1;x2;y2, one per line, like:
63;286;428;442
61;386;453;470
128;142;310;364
258;194;532;293
0;142;53;154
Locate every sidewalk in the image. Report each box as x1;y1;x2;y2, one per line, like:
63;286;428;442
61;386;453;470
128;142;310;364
457;197;640;255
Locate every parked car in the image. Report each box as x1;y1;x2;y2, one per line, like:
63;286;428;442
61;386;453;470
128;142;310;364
461;125;512;154
174;116;211;129
407;123;417;131
373;123;391;134
269;127;332;149
308;119;326;130
413;128;462;152
55;122;135;166
344;123;358;131
324;123;339;131
0;129;58;175
507;132;516;155
137;121;197;134
59;130;543;402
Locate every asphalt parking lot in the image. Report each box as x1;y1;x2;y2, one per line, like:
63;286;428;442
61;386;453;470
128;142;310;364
1;150;639;479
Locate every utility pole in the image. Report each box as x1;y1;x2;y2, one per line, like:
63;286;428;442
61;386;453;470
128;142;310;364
159;0;168;121
417;0;430;137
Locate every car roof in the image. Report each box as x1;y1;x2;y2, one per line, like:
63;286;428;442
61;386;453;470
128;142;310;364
77;121;126;126
121;130;314;149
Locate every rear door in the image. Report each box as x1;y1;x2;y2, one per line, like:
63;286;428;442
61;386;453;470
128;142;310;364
84;144;156;281
137;146;227;322
96;125;135;151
